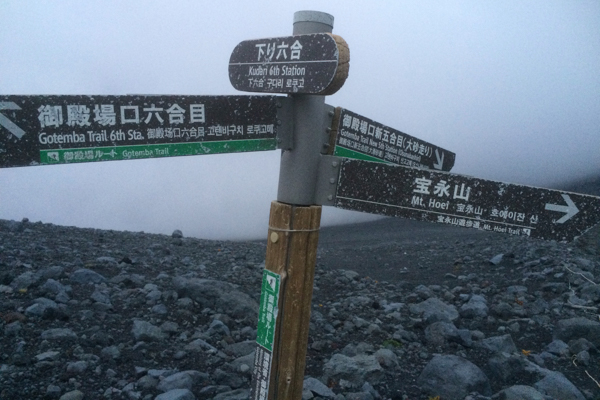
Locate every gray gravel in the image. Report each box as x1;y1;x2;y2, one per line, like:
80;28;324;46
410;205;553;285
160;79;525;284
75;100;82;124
1;217;599;400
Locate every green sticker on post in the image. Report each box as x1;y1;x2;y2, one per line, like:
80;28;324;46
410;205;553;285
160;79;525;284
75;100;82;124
256;270;280;351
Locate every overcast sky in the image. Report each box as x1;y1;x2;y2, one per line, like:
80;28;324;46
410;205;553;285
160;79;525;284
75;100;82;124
1;1;599;240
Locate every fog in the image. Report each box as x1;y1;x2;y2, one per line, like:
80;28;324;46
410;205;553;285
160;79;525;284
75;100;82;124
1;1;599;240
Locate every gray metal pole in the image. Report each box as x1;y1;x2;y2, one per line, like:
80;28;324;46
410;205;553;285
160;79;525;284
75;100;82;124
276;11;334;205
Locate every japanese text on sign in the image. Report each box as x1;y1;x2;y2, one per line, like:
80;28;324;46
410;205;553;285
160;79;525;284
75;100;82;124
332;108;457;171
255;39;303;61
37;103;206;129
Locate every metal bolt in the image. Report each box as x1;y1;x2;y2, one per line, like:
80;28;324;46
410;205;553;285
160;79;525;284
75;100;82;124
332;161;338;167
328;110;334;117
329;178;335;184
277;119;282;126
327;195;333;201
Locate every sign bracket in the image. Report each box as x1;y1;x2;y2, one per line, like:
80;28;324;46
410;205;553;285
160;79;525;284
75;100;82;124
275;97;294;151
314;155;342;206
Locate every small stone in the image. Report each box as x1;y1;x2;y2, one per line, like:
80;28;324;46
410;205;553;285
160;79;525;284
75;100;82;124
35;351;60;362
489;254;504;265
41;328;78;341
46;384;62;398
304;376;335;398
70;268;107;284
101;345;121;359
132;320;166;342
155;388;195;400
157;371;194;392
66;360;88;374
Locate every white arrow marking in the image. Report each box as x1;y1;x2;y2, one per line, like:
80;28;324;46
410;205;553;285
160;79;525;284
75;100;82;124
266;276;276;292
0;102;26;139
545;194;579;224
433;149;444;170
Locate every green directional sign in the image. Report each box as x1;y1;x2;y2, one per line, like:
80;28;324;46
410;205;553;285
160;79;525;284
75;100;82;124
0;95;286;168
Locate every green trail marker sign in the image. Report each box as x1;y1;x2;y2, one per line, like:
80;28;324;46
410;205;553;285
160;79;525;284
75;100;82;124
256;270;281;352
251;270;281;400
0;95;288;168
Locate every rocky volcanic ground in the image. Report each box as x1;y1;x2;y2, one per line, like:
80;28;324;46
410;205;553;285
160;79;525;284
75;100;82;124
1;215;599;400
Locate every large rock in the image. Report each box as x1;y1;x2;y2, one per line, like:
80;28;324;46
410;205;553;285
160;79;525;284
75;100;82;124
553;317;600;347
486;353;546;385
424;321;472;348
417;355;491;400
534;371;585;400
173;277;258;319
409;298;458;324
225;340;256;357
25;297;59;317
494;385;545;400
10;271;40;289
322;353;383;388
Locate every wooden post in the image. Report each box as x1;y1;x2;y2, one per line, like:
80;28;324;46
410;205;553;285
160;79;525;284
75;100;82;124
267;201;321;399
250;201;321;400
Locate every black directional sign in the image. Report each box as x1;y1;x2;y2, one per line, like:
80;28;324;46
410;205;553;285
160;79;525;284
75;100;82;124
329;158;600;242
229;33;348;95
0;95;283;168
330;108;456;171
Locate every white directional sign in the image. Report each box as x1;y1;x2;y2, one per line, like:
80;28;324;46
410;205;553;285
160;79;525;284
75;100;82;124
319;158;600;243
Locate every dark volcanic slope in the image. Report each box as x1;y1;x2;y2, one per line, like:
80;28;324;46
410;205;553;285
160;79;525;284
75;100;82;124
317;218;496;285
1;216;600;400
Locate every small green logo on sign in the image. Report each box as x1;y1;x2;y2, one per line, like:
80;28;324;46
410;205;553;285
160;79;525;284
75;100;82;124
256;270;280;351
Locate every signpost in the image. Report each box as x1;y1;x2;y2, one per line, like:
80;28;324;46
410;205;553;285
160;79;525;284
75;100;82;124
229;32;349;95
328;107;456;171
2;9;600;400
0;95;289;168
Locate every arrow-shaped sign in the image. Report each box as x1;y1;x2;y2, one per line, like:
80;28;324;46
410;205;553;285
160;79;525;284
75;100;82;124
316;157;600;243
328;107;456;172
0;101;26;139
0;95;291;169
545;194;579;224
433;149;444;170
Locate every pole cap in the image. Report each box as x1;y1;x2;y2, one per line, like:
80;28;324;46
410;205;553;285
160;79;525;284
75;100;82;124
293;11;334;31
